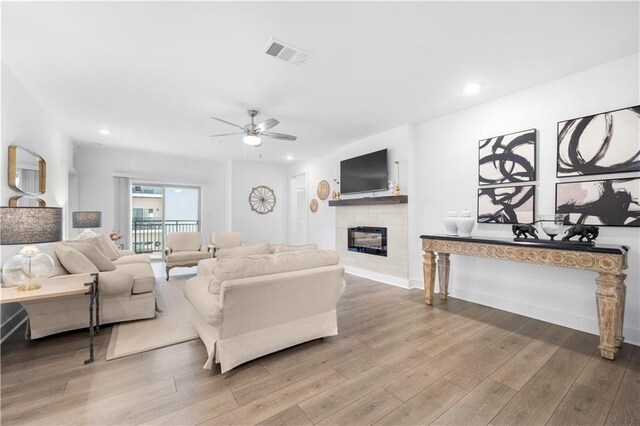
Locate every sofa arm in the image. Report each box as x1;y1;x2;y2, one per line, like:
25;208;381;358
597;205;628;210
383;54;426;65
118;249;136;256
199;245;213;253
165;247;172;256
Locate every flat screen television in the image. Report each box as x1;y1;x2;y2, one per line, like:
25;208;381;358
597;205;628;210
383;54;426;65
340;149;388;194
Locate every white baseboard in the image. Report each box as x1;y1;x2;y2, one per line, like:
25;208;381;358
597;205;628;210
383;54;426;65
345;266;410;289
412;281;640;346
409;279;424;289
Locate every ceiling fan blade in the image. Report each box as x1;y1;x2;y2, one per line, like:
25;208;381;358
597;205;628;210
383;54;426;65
255;118;279;132
211;116;244;129
210;132;244;137
260;132;297;141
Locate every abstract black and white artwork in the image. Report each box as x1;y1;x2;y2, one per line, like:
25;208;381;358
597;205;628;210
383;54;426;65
556;178;640;227
479;129;536;185
557;106;640;177
477;185;535;224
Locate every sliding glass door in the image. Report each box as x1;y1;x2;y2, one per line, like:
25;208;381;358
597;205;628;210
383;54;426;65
131;184;200;258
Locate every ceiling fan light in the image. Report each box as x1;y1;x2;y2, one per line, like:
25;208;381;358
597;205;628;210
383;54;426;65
243;135;262;146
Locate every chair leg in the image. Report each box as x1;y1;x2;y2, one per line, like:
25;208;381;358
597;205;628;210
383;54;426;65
166;266;170;281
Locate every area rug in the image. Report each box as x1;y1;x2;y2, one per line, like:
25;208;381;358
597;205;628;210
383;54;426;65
106;276;199;360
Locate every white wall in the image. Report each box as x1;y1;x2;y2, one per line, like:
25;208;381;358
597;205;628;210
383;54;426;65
1;64;75;330
411;54;640;344
76;145;226;244
288;124;413;250
228;160;289;244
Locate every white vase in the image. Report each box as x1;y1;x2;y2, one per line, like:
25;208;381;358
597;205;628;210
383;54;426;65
444;209;458;235
457;209;475;237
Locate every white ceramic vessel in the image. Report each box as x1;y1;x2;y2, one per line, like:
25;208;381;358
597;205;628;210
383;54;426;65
457;208;475;237
444;209;458;235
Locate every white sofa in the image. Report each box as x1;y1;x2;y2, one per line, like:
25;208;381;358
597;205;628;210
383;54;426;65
184;249;345;373
21;239;156;339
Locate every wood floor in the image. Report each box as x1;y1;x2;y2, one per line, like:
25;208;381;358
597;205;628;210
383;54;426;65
1;274;639;425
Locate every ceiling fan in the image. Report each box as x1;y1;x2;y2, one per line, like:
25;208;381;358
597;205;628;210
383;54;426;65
210;110;297;147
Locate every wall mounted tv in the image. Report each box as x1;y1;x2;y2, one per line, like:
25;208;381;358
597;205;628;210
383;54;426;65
340;149;389;194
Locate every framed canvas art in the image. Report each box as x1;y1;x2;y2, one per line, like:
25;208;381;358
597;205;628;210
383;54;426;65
557;105;640;177
556;177;640;227
479;129;536;185
477;185;535;224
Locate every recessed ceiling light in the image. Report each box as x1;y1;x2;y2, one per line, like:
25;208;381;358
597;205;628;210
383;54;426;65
286;155;293;160
99;129;111;135
463;83;481;95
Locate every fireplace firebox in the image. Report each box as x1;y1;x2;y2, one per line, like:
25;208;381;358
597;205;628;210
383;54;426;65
348;226;387;257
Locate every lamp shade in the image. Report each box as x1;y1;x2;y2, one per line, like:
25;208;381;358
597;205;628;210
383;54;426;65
72;211;102;229
0;207;63;245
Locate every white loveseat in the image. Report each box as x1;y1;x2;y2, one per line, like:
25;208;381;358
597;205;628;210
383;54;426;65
184;249;345;373
21;239;156;339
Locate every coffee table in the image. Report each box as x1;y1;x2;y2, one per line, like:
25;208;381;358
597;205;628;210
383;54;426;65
0;272;100;364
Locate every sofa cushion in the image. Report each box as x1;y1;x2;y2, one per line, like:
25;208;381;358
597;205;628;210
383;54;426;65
96;234;121;260
62;242;116;272
98;270;134;295
208;250;340;294
215;242;271;260
198;258;217;276
166;251;212;263
271;243;318;254
113;254;151;265
114;263;156;294
211;232;242;249
167;232;203;252
44;244;69;277
54;245;99;274
184;275;223;325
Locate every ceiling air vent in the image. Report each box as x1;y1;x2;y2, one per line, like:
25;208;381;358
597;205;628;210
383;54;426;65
263;38;311;66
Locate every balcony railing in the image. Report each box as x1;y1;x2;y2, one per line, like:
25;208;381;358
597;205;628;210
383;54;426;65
132;219;199;254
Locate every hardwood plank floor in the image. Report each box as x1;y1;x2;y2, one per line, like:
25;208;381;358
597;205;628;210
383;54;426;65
1;273;638;425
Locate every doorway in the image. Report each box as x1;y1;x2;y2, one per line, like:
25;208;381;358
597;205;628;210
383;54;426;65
289;173;309;245
131;184;200;259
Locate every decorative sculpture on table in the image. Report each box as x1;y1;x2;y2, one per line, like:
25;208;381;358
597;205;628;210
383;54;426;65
562;224;599;243
512;224;539;239
249;186;276;214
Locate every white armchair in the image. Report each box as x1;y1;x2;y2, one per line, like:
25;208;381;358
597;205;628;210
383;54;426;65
165;232;213;280
209;232;242;256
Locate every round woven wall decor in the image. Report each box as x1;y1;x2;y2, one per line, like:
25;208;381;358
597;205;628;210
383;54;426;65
249;186;276;214
310;199;319;213
317;180;330;201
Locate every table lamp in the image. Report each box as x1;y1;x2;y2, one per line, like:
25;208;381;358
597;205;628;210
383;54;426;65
0;207;63;291
72;211;102;239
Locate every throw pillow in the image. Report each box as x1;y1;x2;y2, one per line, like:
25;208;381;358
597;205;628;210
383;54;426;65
62;242;115;272
54;245;99;274
43;244;69;277
96;234;121;260
215;242;271;260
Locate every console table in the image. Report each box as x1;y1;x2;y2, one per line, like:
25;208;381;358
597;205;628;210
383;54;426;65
420;235;629;360
0;272;100;364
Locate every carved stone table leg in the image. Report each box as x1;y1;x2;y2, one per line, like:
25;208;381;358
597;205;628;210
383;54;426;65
595;273;626;360
616;276;626;348
437;253;450;300
423;250;436;305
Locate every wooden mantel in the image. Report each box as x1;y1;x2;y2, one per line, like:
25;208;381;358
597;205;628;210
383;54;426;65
328;195;408;207
420;234;629;361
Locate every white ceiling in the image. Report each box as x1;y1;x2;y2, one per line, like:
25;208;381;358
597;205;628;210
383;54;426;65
2;2;638;164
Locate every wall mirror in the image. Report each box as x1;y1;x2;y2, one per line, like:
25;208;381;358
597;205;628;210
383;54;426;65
8;145;46;196
9;196;46;207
